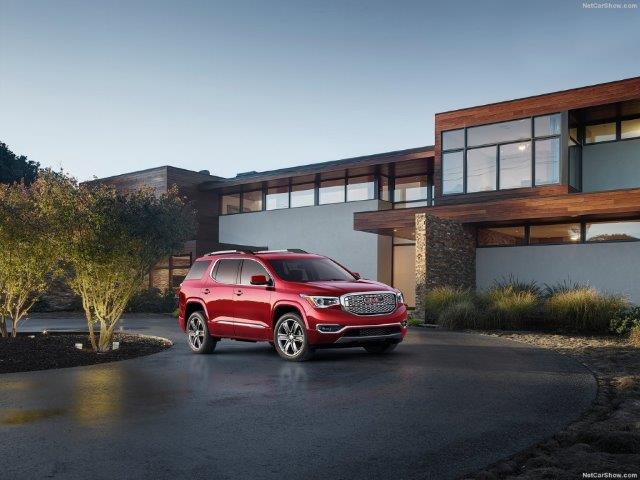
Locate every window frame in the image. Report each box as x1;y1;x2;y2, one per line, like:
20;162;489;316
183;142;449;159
581;114;640;145
239;259;273;286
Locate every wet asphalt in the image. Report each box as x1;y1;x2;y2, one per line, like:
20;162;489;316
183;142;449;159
0;315;596;480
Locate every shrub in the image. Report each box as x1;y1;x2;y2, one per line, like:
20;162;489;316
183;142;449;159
484;286;540;330
543;279;590;298
492;275;541;296
630;327;640;347
545;287;628;333
439;299;480;330
126;288;177;313
610;306;640;335
407;315;423;327
423;286;474;319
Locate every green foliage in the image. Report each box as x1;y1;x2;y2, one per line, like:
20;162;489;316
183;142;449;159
543;279;590;298
610;306;640;335
492;275;541;296
545;287;628;333
0;172;65;337
423;286;474;318
630;327;640;347
439;298;480;330
52;181;196;351
0;142;39;185
126;288;177;313
483;284;541;330
407;315;423;327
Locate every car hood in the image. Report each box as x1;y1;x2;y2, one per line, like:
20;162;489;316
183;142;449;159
292;279;395;295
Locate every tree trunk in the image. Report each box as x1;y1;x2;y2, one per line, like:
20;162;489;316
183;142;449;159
11;317;17;338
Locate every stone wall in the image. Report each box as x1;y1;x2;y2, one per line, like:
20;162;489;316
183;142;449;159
414;213;477;320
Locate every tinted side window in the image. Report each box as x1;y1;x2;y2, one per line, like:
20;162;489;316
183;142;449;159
240;260;271;285
184;260;211;281
213;259;241;284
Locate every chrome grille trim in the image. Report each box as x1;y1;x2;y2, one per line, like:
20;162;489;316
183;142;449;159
340;291;397;316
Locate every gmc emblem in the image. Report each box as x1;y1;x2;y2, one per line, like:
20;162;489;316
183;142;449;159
363;295;384;304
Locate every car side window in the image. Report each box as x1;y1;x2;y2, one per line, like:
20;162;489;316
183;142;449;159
213;259;241;284
184;260;212;281
239;260;271;285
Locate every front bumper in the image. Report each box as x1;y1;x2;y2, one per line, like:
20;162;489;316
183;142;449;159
304;304;408;346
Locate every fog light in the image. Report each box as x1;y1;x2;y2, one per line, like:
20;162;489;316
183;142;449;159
317;324;342;333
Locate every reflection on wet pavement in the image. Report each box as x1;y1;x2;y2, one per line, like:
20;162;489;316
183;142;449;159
1;408;66;426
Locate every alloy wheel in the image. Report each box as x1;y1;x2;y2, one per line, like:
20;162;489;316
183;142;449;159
188;315;206;350
276;318;305;357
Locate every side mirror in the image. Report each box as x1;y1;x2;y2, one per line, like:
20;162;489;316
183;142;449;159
250;274;271;286
352;272;361;280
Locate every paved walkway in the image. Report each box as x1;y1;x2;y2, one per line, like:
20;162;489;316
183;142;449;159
0;314;596;480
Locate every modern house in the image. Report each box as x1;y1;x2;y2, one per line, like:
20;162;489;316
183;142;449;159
99;76;640;316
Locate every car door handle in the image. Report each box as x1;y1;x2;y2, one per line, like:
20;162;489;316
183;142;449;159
202;288;210;295
234;289;243;296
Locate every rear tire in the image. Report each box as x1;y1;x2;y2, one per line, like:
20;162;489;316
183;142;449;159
187;311;216;354
363;342;398;354
274;313;313;362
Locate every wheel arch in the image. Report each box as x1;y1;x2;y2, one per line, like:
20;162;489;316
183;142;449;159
184;299;208;322
271;301;308;330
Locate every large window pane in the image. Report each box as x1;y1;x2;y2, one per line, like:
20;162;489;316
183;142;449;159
442;129;464;151
220;193;240;215
394;175;428;202
467;118;530;147
478;227;526;247
290;183;315;208
534;114;561;137
319;178;345;204
535;138;560;185
347;175;375;201
585;123;616;144
586;220;640;242
242;190;262;212
529;223;581;244
266;186;289;210
467;146;496;192
499;142;531;189
442;151;463;194
379;175;390;201
621;119;640;140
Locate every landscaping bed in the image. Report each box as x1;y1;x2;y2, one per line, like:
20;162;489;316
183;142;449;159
0;332;172;374
466;331;640;480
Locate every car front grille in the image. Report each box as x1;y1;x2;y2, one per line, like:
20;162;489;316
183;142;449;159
341;292;397;315
342;326;401;337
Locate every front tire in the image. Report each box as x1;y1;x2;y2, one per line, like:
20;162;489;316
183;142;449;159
274;313;313;361
187;311;216;354
363;342;398;354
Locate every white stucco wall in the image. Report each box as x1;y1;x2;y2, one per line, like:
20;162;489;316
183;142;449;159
219;200;390;282
477;242;640;302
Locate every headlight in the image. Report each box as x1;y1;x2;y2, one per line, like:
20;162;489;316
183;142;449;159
396;291;405;305
300;294;340;308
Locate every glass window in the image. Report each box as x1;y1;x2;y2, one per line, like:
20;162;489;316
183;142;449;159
394;200;430;209
478;227;526;247
347;175;375;201
267;258;355;282
184;260;210;281
242;190;262;212
585;123;616;144
529;223;581;244
319;178;345;204
534;114;561;137
569;127;579;145
621;119;640;140
379;175;390;201
499;142;531;189
442;151;464;194
394;175;428;202
535;138;560;185
467;118;530;147
266;186;289;210
239;260;271;285
220;193;240;215
290;183;315;208
213;259;241;284
466;146;496;193
442;129;464;151
586;220;640;242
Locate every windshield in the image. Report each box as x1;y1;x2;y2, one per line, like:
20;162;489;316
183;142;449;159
267;258;355;282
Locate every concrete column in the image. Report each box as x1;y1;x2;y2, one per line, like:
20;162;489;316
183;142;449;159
414;213;477;320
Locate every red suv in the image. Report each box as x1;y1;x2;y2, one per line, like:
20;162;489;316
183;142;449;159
177;249;408;361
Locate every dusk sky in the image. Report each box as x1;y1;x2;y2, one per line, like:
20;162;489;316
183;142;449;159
1;0;638;180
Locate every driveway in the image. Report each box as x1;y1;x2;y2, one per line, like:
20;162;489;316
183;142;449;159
1;314;596;480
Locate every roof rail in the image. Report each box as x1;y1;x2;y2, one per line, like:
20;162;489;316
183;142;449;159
206;249;255;256
255;249;308;254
